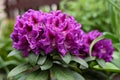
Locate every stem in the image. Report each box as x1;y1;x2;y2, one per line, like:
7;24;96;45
48;70;51;80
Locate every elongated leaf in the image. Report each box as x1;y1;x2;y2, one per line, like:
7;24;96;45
103;32;119;43
85;57;95;62
26;73;36;80
26;71;49;80
72;56;88;68
112;58;120;69
113;43;120;51
108;0;120;11
96;59;106;68
61;53;71;64
72;71;85;80
34;71;49;80
8;63;31;78
0;60;19;68
37;56;47;65
18;74;28;80
111;51;120;69
28;53;37;66
40;58;53;70
51;65;75;80
93;63;120;72
89;36;104;57
7;50;20;57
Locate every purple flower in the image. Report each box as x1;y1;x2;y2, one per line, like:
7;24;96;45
10;9;114;62
86;30;114;62
10;9;83;56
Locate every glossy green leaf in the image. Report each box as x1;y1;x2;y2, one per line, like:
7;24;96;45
72;56;88;68
7;50;20;57
40;58;53;70
85;57;95;62
61;53;71;64
96;59;106;68
8;63;31;78
72;71;85;80
51;65;75;80
113;43;120;51
37;56;47;65
34;71;49;80
111;52;120;68
18;74;28;80
26;71;49;80
28;53;38;66
93;63;120;72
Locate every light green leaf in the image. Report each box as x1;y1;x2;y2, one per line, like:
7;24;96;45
72;71;85;80
94;52;120;72
37;56;47;65
72;56;88;68
0;60;19;68
28;53;37;66
40;58;53;70
51;65;75;80
113;43;120;51
93;63;120;72
8;63;31;78
7;50;20;57
111;51;120;69
61;53;71;64
96;59;106;68
89;36;104;57
85;57;95;62
18;74;28;80
108;0;120;11
103;32;119;43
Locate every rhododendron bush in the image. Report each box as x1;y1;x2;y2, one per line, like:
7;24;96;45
7;9;118;80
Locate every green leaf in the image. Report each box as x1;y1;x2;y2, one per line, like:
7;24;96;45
113;43;120;51
26;73;36;80
72;56;88;68
28;53;38;66
108;0;120;11
37;56;47;65
51;65;75;80
7;50;20;57
103;32;119;43
61;53;71;64
93;63;120;72
34;71;49;80
96;59;106;68
18;74;28;80
72;71;85;80
89;36;104;57
85;57;95;62
0;60;19;68
40;58;53;70
111;51;120;69
8;63;31;78
26;71;49;80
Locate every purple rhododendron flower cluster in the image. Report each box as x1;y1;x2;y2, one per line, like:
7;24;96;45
11;9;114;62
